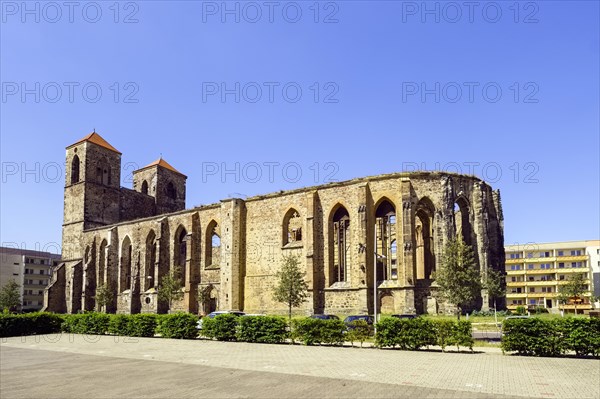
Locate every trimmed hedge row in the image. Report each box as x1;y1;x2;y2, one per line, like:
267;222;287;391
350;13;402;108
0;312;63;337
375;318;474;351
201;314;289;344
0;312;196;339
291;318;346;345
501;317;600;357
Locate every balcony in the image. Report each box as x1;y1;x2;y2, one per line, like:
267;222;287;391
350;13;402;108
556;268;589;274
525;269;556;275
527;292;555;298
557;279;590;285
520;256;557;263
555;255;588;262
506;293;526;299
560;304;593;310
525;280;557;286
506;281;526;287
506;270;526;275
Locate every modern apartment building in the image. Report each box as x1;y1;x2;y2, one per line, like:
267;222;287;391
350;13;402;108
504;240;600;314
0;247;61;311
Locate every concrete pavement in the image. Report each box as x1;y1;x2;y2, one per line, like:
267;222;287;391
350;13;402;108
1;334;598;398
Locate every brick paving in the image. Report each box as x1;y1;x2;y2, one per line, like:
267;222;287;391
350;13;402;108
1;334;598;398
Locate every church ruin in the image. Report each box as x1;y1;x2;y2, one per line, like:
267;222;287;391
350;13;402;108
44;132;505;315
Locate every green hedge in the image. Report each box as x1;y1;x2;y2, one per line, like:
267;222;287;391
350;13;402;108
237;316;289;344
375;318;473;351
0;312;64;337
62;313;110;335
501;317;600;357
156;313;198;339
291;318;346;345
108;314;158;337
201;314;240;341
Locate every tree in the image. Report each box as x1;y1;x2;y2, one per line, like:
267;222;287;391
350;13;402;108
94;283;114;312
484;268;506;323
557;273;588;315
433;237;481;320
0;279;21;313
158;266;184;311
272;254;308;321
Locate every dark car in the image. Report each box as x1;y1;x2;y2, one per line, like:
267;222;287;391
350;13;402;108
391;314;418;319
310;314;340;320
343;315;374;328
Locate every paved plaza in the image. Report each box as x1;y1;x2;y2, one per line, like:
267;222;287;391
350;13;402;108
1;335;598;398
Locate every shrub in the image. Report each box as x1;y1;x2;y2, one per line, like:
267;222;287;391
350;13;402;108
515;306;527;315
562;318;600;357
61;313;110;335
319;319;346;345
237;316;289;344
291;318;345;345
108;314;130;336
447;320;474;351
129;314;159;337
346;320;371;347
156;313;198;339
375;318;436;350
433;319;455;351
107;314;158;337
501;318;566;356
201;313;240;341
0;312;64;337
376;318;473;351
374;317;402;348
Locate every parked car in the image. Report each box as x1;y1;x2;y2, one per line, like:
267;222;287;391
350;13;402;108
343;315;374;328
309;314;340;320
391;314;418;319
197;310;246;329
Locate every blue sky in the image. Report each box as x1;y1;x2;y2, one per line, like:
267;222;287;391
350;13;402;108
1;1;599;254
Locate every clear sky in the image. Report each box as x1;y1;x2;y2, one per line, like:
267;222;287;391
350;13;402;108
1;1;599;254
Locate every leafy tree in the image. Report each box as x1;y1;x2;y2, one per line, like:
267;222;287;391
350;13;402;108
484;268;506;323
0;279;21;313
158;266;184;311
557;273;588;315
433;237;481;320
94;283;113;312
272;254;308;321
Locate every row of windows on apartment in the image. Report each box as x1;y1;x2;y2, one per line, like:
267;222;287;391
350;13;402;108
23;300;42;306
25;258;53;265
511;285;589;294
508;250;584;259
510;275;576;282
508;262;586;270
24;279;48;285
24;290;44;296
24;269;51;275
511;287;554;293
512;300;546;305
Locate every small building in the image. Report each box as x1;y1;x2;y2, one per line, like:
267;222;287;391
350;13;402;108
0;247;61;311
504;240;599;314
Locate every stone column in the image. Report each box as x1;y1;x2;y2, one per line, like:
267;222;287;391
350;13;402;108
356;183;370;312
305;191;317;312
219;198;246;311
399;177;415;313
